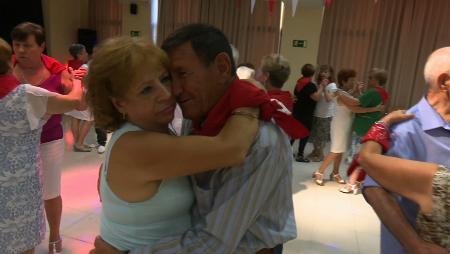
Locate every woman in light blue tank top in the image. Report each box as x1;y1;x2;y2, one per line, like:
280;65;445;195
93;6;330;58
86;37;259;251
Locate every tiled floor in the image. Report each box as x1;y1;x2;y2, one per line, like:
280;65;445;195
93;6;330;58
35;122;380;254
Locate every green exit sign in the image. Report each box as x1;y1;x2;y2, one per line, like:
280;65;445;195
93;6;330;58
130;30;140;37
293;40;307;48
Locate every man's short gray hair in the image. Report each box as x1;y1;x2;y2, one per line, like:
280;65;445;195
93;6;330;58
424;47;450;89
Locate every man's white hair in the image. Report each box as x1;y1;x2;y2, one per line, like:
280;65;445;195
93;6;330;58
236;66;255;80
424;47;450;89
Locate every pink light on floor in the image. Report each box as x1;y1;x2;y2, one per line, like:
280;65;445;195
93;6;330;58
61;162;101;212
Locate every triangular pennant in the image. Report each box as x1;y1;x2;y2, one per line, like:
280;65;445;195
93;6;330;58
292;0;299;17
268;0;276;15
251;0;256;14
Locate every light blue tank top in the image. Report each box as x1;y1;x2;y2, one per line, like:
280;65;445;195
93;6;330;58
100;123;194;251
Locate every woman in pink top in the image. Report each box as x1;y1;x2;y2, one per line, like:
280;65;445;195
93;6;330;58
11;22;73;254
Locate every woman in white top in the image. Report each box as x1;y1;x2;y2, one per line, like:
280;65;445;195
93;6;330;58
307;65;337;162
313;69;383;186
65;43;94;152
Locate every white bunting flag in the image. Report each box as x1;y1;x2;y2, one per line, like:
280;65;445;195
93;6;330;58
292;0;299;17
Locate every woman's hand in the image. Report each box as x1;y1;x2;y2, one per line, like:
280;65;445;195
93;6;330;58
375;104;385;112
409;239;449;254
72;68;88;80
381;110;414;127
89;236;124;254
320;79;330;87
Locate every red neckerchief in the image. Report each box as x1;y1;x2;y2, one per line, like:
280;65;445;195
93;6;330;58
374;86;389;104
267;90;294;112
13;54;66;75
0;75;20;99
67;59;84;70
192;78;309;139
295;77;312;93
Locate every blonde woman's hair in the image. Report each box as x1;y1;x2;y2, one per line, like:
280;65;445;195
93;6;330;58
261;54;291;88
369;68;388;86
86;37;169;131
0;38;12;75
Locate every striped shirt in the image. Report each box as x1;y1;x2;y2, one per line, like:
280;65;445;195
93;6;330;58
131;121;297;253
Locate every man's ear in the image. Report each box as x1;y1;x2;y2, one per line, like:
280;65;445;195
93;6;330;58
40;42;45;54
214;52;232;80
437;73;450;92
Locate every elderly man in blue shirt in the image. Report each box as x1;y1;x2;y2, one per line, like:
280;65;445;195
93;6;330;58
363;47;450;254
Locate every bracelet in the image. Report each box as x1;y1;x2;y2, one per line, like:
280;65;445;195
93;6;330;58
231;111;258;119
361;122;391;152
374;120;387;127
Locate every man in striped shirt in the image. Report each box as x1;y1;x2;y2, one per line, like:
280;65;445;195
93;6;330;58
92;23;296;254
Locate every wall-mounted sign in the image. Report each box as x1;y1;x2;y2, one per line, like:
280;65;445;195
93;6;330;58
130;31;140;37
293;40;307;48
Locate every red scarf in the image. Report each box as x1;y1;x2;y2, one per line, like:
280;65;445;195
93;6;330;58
193;79;309;139
295;77;312;93
267;90;293;112
13;54;66;75
375;86;389;104
0;75;20;99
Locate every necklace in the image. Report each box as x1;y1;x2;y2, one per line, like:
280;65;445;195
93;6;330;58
16;66;48;86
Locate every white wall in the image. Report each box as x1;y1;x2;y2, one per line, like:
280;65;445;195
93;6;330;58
280;3;323;92
42;0;90;63
121;1;151;39
42;0;151;63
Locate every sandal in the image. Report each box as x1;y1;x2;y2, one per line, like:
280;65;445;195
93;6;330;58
312;171;324;186
330;173;346;184
49;238;62;254
339;183;359;194
73;144;91;152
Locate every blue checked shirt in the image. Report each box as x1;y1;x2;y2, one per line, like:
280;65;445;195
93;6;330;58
130;121;297;253
363;98;450;254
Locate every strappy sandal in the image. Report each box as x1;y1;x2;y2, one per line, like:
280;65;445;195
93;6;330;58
312;171;324;186
49;238;62;254
330;173;346;184
73;144;91;152
339;183;359;194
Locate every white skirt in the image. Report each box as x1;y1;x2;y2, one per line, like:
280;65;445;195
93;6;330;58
39;139;64;200
330;104;354;153
66;109;94;121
